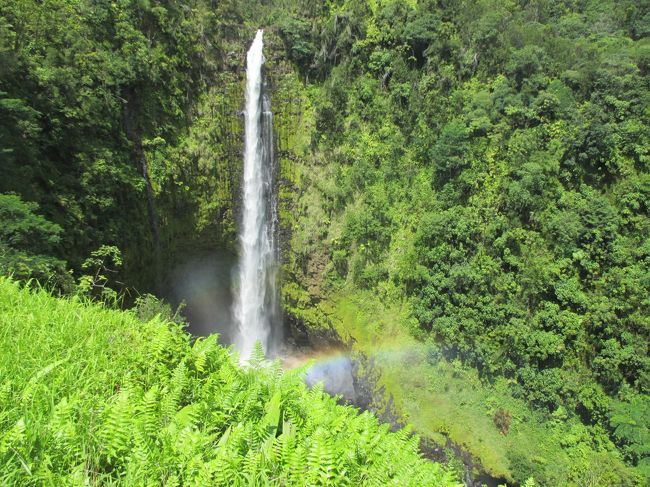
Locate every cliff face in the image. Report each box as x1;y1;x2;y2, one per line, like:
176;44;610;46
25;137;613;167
130;28;311;293
218;9;649;483
135;26;318;343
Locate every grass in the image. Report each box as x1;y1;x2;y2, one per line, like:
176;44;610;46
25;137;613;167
0;277;460;486
320;286;640;486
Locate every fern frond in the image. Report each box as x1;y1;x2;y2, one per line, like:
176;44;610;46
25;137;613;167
249;341;266;368
48;396;81;459
100;387;134;463
0;417;25;456
138;384;160;438
161;362;188;422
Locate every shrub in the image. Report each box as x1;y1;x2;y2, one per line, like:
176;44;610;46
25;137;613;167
0;278;459;486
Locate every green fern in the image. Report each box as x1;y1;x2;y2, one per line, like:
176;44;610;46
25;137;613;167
249;341;266;368
0;380;12;409
306;427;343;485
0;278;461;486
138;385;160;438
258;390;282;440
286;443;307;485
48;396;81;461
161;362;188;423
101;387;134;463
0;417;25;456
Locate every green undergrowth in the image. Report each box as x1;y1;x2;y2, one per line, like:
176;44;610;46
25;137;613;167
0;278;459;486
322;287;640;486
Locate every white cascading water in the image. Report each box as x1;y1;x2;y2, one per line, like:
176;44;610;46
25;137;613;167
234;30;279;361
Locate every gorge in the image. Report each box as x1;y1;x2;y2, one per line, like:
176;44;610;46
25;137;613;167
1;1;648;486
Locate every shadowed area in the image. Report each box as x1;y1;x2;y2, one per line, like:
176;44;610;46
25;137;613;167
162;251;237;341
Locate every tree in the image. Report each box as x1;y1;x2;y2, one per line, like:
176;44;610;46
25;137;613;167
0;193;70;289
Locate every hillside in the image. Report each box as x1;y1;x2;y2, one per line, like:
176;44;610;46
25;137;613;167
275;0;650;484
0;278;458;485
1;0;649;485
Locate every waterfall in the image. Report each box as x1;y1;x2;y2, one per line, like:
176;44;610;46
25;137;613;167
234;30;279;361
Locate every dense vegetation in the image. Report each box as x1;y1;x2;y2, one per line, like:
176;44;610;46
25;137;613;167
0;278;458;485
0;0;260;291
274;0;650;483
1;0;649;485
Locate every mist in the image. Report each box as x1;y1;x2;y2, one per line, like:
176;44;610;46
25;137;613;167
162;251;237;342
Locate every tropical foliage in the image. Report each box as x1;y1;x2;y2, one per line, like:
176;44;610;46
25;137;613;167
275;0;650;483
0;278;458;485
0;0;253;289
1;0;649;484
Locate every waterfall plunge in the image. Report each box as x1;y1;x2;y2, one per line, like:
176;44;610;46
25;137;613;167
234;30;279;361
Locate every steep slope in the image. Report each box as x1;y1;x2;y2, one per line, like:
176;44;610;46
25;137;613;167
274;0;650;485
0;278;458;485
